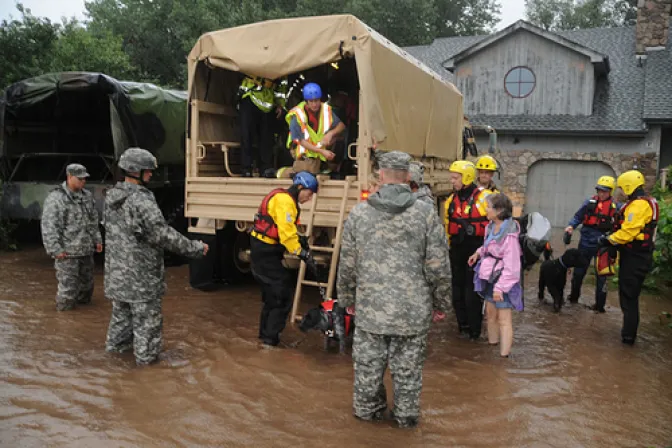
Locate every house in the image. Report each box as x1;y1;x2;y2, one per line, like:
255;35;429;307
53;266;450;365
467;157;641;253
405;0;672;227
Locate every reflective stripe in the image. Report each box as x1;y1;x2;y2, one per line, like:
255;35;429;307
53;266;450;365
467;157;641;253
322;103;332;131
249;95;274;111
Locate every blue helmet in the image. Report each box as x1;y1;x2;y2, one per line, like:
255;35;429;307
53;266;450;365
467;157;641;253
302;82;322;101
293;171;319;193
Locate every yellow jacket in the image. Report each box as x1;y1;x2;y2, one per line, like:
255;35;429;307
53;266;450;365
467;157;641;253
251;192;301;254
608;198;655;245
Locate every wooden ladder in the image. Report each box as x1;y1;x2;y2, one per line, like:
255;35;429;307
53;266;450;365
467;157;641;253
290;178;352;323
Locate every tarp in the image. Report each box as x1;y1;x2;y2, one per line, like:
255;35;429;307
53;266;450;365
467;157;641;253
0;72;187;165
187;15;463;159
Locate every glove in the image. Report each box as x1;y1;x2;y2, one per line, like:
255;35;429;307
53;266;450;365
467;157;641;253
299;249;318;275
563;231;572;245
299;235;310;252
597;235;612;248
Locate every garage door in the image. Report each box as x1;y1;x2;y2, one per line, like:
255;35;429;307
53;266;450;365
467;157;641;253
525;160;616;228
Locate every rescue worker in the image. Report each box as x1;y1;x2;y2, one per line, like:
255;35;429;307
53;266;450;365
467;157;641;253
337;151;451;428
250;171;319;347
41;163;103;311
444;160;491;340
599;170;658;345
409;161;434;204
238;75;288;178
104;148;209;365
279;82;346;178
475;155;500;193
564;176;618;312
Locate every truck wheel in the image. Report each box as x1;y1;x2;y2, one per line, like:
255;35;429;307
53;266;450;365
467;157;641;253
220;226;253;284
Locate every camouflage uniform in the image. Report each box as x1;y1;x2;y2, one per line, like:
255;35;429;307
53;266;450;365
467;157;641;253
337;151;451;428
40;164;101;311
409;161;434;205
104;148;205;365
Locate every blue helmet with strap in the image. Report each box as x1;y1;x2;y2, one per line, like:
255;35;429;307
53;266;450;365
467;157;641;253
302;83;322;101
293;171;319;193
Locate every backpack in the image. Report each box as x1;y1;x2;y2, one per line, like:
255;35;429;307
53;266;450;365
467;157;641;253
515;212;552;270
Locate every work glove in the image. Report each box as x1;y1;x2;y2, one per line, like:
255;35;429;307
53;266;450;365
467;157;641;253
563;231;572;245
299;249;318;275
299;235;310;252
597;235;612;248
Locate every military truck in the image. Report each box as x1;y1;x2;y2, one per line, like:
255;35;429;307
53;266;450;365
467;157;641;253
0;72;188;234
185;15;495;317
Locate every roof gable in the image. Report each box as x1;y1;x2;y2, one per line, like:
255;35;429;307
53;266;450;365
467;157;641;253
443;20;610;75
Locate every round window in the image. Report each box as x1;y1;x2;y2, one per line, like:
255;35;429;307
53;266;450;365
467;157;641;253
504;67;536;98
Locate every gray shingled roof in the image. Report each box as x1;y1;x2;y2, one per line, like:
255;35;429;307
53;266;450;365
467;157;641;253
643;48;672;121
404;23;672;133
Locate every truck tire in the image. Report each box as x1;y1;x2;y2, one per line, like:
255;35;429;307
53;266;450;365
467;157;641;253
220;224;253;285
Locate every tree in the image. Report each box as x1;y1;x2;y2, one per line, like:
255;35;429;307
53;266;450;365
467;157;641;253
0;4;59;89
434;0;502;37
525;0;638;31
348;0;438;46
52;20;135;80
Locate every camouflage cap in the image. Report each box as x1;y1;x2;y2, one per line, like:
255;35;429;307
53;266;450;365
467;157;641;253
66;163;90;178
409;161;424;184
377;151;411;170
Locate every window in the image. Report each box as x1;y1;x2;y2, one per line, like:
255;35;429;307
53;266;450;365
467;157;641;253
504;67;536;98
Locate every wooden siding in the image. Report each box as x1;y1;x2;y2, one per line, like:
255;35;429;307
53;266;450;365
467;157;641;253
454;29;595;116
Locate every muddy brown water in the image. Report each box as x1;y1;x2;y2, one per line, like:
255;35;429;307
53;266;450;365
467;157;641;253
1;246;672;448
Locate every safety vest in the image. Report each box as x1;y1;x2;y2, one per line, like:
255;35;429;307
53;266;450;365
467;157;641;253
252;189;298;242
239;76;287;113
285;101;333;162
582;196;617;231
446;187;489;238
616;197;659;249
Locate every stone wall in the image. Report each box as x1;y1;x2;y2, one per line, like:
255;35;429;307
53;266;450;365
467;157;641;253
491;149;658;209
636;0;672;53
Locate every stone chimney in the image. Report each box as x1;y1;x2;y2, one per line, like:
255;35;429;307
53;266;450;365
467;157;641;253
636;0;672;54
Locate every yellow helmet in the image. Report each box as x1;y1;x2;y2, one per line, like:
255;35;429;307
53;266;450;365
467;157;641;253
449;160;476;185
596;175;615;192
617;170;645;196
475;155;498;171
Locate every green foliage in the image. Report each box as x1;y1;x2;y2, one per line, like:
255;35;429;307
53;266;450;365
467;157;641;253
650;172;672;289
0;4;59;89
0;4;136;89
525;0;637;31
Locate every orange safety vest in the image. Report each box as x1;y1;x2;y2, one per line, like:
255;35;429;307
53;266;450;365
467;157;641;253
616;197;659;249
582;196;617;231
252;189;299;242
447;187;488;238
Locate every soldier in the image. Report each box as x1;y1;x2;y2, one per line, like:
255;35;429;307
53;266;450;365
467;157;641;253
104;148;209;366
409;161;434;205
338;151;451;429
475;155;500;193
41;163;103;311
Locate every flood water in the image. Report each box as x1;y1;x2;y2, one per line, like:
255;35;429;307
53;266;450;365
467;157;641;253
1;246;672;447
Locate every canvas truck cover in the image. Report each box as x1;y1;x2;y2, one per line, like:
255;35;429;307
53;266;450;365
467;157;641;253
187;15;463;159
0;72;187;166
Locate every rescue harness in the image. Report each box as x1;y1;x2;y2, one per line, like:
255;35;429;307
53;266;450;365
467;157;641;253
582;196;617;231
252;188;299;242
617;197;659;249
447;187;489;238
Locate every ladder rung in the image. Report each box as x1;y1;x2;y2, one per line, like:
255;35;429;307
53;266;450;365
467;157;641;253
301;280;328;288
310;245;335;253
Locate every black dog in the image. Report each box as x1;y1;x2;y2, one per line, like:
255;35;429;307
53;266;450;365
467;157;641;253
299;299;354;354
538;248;590;312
